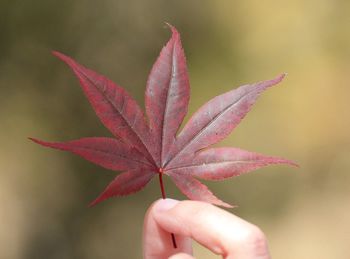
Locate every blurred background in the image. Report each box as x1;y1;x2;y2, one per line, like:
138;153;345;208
1;0;349;258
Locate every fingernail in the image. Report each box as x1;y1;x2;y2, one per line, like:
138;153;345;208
154;198;179;212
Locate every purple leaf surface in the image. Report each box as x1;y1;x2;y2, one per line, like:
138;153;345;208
145;25;190;166
167;147;298;180
31;25;296;207
90;169;155;206
167;172;233;208
167;74;285;167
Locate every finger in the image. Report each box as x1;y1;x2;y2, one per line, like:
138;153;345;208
153;199;270;259
169;253;195;259
143;199;193;259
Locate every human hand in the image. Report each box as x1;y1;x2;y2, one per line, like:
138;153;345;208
143;199;270;259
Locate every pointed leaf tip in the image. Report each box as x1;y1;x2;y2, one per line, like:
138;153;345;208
287;160;299;168
29;137;47;146
276;73;287;83
164;22;178;34
51;51;77;69
264;73;286;89
52;50;68;60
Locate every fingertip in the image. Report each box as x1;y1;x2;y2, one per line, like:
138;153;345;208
169;252;195;259
153;198;179;212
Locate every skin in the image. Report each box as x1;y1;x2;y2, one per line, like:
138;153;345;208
143;199;270;259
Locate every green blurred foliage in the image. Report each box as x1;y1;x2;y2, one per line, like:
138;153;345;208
0;0;349;258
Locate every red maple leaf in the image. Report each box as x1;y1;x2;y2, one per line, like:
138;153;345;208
30;25;296;209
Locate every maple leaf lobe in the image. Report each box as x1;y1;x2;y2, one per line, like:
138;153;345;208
145;25;190;167
51;51;155;165
31;25;296;207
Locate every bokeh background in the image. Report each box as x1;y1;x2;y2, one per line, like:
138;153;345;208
1;0;350;258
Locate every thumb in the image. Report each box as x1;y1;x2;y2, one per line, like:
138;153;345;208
143;199;193;259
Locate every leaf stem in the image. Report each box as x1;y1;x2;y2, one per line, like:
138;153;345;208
158;171;166;199
158;171;177;249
